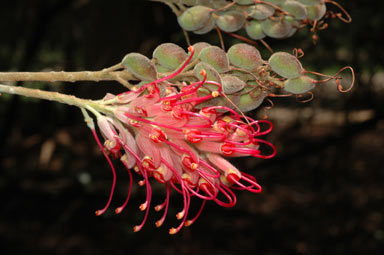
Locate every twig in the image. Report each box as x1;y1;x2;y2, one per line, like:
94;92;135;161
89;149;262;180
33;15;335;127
0;83;112;114
0;70;135;84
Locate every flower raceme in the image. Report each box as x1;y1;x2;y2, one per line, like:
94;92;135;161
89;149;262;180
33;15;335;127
86;46;276;234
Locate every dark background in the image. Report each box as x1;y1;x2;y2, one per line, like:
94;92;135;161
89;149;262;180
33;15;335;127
0;0;383;254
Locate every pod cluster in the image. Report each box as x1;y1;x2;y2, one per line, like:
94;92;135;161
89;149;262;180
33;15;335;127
175;0;327;40
122;42;317;112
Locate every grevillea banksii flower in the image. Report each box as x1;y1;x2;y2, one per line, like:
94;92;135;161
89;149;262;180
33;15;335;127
85;46;276;234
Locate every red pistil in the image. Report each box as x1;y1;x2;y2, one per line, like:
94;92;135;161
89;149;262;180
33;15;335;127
185;200;206;227
115;156;133;214
155;183;171;227
90;128;117;216
213;184;237;208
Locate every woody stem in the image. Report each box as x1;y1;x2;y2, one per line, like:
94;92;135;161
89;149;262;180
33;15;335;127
0;83;112;115
0;70;135;83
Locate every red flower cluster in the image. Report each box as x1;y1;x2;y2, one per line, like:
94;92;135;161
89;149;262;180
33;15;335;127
88;46;275;234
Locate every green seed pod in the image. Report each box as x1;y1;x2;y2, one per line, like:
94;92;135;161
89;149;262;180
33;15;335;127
284;15;300;37
298;0;323;6
247;4;275;20
263;0;286;6
183;0;216;6
152;43;187;70
230;70;255;82
199;46;230;73
236;0;254;5
245;20;266;40
282;1;307;20
155;64;172;73
237;87;268;112
177;6;212;31
194;15;216;34
268;52;303;79
227;43;263;71
211;1;231;8
222;74;246;94
191;0;229;9
261;18;291;38
181;0;198;5
192;42;211;61
306;3;326;21
122;53;157;81
284;75;315;94
215;10;246;33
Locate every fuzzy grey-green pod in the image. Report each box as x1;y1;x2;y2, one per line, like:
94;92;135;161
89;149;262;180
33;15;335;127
284;75;315;94
193;15;216;34
247;4;275;20
306;3;327;21
152;43;187;70
177;5;212;31
261;18;291;38
268;52;303;79
191;42;211;61
237;86;268;112
215;11;246;33
227;43;263;71
284;16;300;38
298;0;323;6
263;0;286;6
245;20;266;40
122;53;157;81
236;0;255;5
282;1;308;20
199;46;230;73
221;75;246;94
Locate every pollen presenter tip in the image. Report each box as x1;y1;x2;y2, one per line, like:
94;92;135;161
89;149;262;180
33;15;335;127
169;228;178;235
115;207;123;214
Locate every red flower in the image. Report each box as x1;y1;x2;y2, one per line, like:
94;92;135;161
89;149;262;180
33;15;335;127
87;46;276;234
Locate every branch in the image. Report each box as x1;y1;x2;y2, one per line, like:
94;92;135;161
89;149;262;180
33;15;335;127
0;83;111;114
0;70;135;84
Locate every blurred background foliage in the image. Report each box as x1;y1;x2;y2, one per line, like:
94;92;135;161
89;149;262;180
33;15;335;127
0;0;383;254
